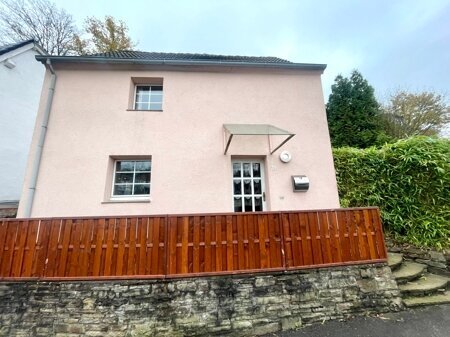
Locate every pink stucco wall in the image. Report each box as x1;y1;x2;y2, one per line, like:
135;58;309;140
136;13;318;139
18;63;340;218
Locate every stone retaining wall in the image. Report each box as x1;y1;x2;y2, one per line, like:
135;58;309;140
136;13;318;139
0;207;17;218
0;264;403;337
386;238;450;275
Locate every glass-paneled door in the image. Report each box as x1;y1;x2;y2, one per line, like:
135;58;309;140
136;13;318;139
232;160;266;212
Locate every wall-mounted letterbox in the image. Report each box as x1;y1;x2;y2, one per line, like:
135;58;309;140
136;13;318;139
292;175;309;192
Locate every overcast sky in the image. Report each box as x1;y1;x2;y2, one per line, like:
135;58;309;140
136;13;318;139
55;0;449;101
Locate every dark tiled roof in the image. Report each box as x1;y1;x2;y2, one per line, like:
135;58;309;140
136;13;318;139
0;39;35;56
87;50;292;64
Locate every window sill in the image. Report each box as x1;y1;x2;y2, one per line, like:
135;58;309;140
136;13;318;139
102;198;151;204
126;109;163;112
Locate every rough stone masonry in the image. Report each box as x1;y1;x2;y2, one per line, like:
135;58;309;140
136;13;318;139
0;264;403;337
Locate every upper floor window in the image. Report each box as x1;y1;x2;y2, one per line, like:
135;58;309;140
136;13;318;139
134;85;163;110
112;160;151;198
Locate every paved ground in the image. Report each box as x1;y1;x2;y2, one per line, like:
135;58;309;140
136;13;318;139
264;305;450;337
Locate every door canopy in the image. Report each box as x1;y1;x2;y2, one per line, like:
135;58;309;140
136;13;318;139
223;124;295;155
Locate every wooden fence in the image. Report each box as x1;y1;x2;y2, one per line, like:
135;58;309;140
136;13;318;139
0;208;387;281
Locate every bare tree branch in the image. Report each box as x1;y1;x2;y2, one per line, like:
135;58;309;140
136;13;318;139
0;0;77;55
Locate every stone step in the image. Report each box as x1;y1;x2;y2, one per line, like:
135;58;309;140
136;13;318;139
392;262;426;284
399;273;449;296
387;252;403;270
403;292;450;308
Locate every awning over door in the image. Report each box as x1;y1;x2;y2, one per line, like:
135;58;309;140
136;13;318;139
223;124;295;155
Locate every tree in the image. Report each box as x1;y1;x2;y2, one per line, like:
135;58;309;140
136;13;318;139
0;0;77;55
326;70;382;148
72;16;136;55
380;91;450;138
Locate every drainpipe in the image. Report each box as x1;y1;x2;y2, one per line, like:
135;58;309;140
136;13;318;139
22;59;56;217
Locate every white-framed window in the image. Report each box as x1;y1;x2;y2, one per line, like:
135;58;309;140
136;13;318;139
112;160;151;198
134;85;163;110
232;160;266;212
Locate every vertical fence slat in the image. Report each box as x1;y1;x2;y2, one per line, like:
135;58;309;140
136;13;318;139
355;211;368;260
298;213;312;265
92;219;105;276
68;219;83;277
268;214;278;268
363;210;377;260
21;220;39;277
115;218;127;276
308;212;323;265
11;221;29;277
127;218;137;275
33;220;51;277
318;212;332;264
204;216;212;272
236;215;244;270
1;221;18;277
80;219;94;276
43;219;61;277
0;220;8;272
373;209;387;259
327;211;342;263
226;216;233;271
337;211;350;262
103;218;116;276
152;217;162;275
193;216;200;273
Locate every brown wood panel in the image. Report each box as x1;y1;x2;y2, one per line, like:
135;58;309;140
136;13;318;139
32;220;51;277
21;220;39;277
1;221;18;276
103;218;116;276
11;221;29;277
0;220;8;272
298;212;312;265
92;218;106;276
363;209;377;259
337;210;351;261
246;214;256;269
355;210;368;260
193;216;200;273
127;217;137;275
43;219;61;277
318;212;332;264
0;207;387;280
68;219;83;277
204;216;212;272
80;219;94;276
307;212;323;265
167;216;178;275
257;214;268;269
115;218;127;276
226;215;234;271
236;215;244;270
372;209;387;259
215;215;223;272
327;211;342;263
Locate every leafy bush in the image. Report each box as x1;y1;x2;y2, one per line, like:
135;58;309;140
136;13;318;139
333;137;450;248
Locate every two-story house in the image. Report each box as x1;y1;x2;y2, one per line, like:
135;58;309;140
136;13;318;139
17;51;340;218
0;39;45;217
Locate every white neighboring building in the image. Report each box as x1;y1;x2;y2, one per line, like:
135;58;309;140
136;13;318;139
0;39;45;216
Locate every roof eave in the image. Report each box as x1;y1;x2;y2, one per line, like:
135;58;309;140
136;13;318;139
35;55;327;71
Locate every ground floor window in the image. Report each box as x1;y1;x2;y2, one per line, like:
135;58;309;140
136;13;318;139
112;160;151;197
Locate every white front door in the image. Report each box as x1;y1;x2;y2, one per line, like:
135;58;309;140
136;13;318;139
231;160;266;212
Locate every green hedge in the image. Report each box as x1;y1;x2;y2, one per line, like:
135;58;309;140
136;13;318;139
333;137;450;248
